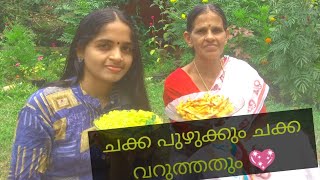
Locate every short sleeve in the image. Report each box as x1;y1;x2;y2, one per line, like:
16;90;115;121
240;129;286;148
163;79;182;106
8;107;53;180
163;69;198;106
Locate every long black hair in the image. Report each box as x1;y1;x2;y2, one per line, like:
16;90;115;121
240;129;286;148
49;8;150;111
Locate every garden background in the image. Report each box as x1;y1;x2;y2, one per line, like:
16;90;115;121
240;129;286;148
0;0;319;178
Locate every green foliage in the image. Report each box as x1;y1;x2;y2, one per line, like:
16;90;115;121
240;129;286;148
0;23;38;82
145;56;176;78
221;1;271;66
29;5;65;46
138;15;178;75
0;0;134;47
145;79;166;120
0;23;67;83
150;0;320;108
151;0;271;67
0;0;35;25
44;50;66;82
266;0;320;106
54;0;113;44
0;0;64;44
0;81;38;179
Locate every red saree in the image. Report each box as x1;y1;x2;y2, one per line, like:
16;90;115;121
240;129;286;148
163;56;268;114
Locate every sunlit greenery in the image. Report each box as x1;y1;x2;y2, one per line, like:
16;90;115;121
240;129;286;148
0;0;319;179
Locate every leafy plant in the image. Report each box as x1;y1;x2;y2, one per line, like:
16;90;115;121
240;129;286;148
265;0;320;107
18;59;46;80
149;0;320;108
54;0;113;45
45;50;66;82
150;0;271;67
0;23;38;82
0;0;65;44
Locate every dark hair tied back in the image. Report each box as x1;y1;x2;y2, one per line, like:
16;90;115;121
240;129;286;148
186;4;228;32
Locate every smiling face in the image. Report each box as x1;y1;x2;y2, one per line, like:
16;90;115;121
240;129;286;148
184;11;229;61
78;19;133;85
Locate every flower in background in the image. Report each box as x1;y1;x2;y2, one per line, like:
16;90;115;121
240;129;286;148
260;59;269;65
150;16;155;28
37;56;44;61
265;37;272;44
51;42;57;47
202;0;208;3
16;75;20;79
181;13;186;20
269;17;276;23
170;0;177;3
15;63;20;67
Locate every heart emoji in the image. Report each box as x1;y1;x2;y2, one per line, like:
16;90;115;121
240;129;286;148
249;149;275;171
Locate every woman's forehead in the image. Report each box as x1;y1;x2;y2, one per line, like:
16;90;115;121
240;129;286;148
94;20;132;43
193;11;223;28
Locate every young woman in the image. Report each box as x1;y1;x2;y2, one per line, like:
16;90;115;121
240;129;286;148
9;8;150;179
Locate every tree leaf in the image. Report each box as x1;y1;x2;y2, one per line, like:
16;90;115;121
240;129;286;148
150;49;155;55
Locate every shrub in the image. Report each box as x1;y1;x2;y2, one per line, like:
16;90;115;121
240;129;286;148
150;0;320;107
0;23;38;83
266;0;320;106
150;0;272;69
54;0;113;45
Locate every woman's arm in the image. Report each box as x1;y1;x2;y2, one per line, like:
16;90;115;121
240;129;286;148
8;108;52;180
163;82;182;107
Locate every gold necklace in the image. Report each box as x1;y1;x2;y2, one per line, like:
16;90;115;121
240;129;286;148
193;58;225;91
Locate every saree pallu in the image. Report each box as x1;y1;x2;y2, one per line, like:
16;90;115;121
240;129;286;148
163;57;320;179
163;56;269;179
164;56;269;116
164;56;269;133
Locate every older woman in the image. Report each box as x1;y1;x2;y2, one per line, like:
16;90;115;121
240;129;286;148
163;3;320;180
163;4;268;118
162;3;269;179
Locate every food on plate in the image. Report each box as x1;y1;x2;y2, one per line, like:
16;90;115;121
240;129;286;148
176;93;234;120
